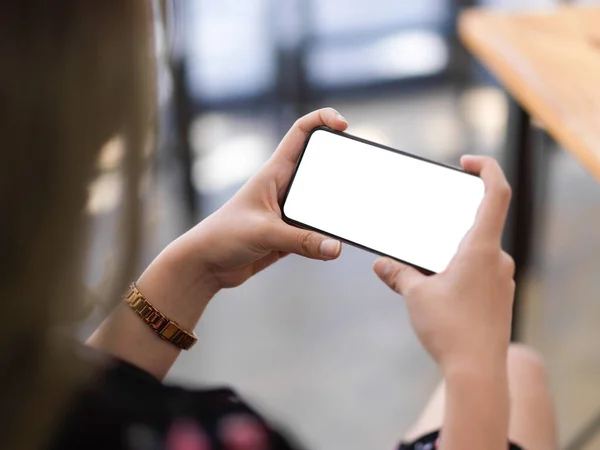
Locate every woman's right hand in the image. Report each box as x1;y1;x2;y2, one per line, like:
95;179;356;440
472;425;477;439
373;155;515;375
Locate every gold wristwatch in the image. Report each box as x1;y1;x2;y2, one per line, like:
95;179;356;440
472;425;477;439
124;283;197;350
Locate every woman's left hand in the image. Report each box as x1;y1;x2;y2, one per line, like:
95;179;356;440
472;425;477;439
160;108;348;293
91;109;347;377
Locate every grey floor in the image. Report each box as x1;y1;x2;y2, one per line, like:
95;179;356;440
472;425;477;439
144;87;600;449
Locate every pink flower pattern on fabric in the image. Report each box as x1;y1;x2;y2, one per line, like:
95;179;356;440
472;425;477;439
165;419;211;450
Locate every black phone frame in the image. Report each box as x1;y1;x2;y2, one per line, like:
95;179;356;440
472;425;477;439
281;126;481;275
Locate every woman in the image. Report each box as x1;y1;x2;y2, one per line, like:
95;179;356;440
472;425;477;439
1;2;557;450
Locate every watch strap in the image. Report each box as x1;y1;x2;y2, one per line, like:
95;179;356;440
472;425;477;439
124;283;197;350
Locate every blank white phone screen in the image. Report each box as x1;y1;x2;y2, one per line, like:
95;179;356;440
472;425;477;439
283;129;485;273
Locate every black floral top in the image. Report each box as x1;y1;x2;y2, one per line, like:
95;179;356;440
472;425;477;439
48;354;302;450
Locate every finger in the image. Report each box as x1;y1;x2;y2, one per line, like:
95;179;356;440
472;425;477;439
273;107;348;166
266;223;342;260
266;108;348;202
461;155;512;242
373;258;425;296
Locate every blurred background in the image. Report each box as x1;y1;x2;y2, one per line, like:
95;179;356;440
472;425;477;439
86;0;600;448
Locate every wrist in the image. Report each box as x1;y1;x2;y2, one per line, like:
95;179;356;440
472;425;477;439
136;240;221;330
441;351;508;382
440;350;510;450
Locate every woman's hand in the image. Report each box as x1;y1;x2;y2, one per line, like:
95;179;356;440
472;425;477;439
373;155;515;374
180;108;347;289
374;156;514;450
92;109;348;378
146;108;348;300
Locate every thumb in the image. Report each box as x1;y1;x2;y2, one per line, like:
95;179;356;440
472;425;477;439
373;258;425;296
268;223;342;260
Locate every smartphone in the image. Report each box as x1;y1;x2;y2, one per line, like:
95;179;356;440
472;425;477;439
281;127;485;274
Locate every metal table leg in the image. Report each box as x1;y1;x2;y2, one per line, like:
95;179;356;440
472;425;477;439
502;100;535;341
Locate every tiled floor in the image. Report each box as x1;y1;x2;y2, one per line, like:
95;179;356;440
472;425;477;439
154;87;600;449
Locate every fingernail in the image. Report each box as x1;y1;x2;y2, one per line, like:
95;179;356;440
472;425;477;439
336;113;347;124
320;239;340;258
376;259;391;277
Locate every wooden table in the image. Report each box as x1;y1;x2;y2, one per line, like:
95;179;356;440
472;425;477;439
459;7;600;449
460;6;600;179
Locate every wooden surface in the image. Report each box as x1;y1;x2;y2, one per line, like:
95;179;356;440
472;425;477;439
459;6;600;182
